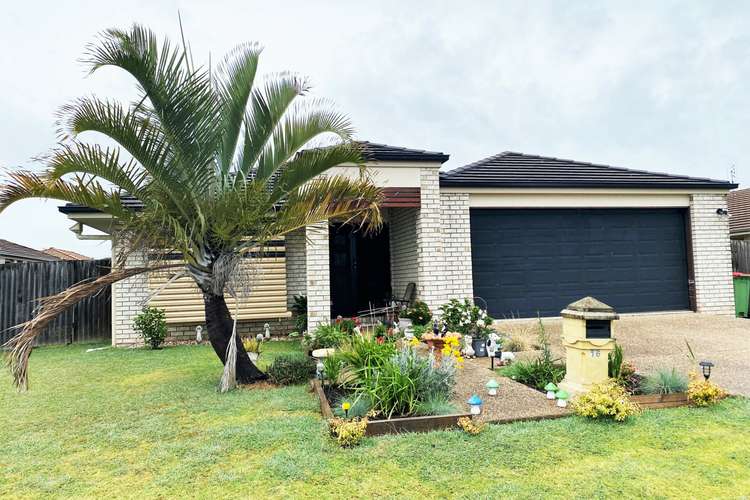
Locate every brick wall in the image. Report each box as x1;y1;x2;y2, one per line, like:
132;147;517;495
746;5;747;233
388;207;418;299
305;222;331;331
415;167;446;313
690;193;735;315
285;228;307;309
166;316;295;341
111;239;149;346
440;192;473;301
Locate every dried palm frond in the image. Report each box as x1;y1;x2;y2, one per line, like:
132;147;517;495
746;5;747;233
3;264;180;391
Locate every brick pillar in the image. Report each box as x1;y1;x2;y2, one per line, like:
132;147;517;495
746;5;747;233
689;193;734;315
305;222;331;331
415;167;445;314
441;192;474;301
285;228;307;310
111;238;149;346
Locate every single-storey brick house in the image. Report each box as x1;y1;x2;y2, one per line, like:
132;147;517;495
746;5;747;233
60;143;737;346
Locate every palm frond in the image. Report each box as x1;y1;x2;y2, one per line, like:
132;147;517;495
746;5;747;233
254;98;355;184
268;175;383;239
236;73;309;182
215;43;263;178
269;142;363;202
0;171;132;221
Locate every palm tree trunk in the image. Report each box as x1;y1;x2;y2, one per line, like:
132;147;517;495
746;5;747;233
203;292;267;383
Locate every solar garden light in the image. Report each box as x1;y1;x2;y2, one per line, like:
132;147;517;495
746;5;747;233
490;349;503;370
545;383;558;400
468;394;483;415
486;379;500;396
342;401;351;419
699;360;714;381
555;390;569;408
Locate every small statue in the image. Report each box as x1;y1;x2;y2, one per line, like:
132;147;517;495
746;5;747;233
256;333;264;342
486;332;501;358
463;335;475;358
433;319;440;337
195;325;203;343
264;323;271;339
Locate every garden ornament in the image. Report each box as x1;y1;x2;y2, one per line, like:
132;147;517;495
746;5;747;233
195;325;203;343
555;390;569;408
256;333;264;342
486;332;501;357
500;351;515;362
486;379;500;396
463;335;475;357
544;383;558;400
468;394;483;415
699;360;714;380
264;323;271;339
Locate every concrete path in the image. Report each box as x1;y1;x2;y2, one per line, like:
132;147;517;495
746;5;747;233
495;313;750;397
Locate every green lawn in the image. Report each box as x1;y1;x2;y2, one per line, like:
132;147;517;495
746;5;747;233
1;343;749;499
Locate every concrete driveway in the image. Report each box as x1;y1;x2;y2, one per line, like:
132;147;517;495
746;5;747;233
496;313;750;396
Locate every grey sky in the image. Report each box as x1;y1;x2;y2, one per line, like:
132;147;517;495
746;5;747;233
1;1;748;258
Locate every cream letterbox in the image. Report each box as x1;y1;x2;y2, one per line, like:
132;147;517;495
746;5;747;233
558;296;618;395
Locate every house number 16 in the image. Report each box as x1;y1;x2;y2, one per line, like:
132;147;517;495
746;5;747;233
589;350;601;358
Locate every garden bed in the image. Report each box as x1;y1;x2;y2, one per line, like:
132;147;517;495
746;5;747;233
631;392;689;409
312;379;471;436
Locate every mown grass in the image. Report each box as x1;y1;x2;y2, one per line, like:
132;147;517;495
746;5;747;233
1;342;749;499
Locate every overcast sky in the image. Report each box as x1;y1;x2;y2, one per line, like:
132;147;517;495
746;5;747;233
1;1;749;258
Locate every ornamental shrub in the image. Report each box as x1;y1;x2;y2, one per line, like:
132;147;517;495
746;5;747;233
267;354;316;385
402;300;432;326
302;323;347;350
641;368;688;395
133;306;167;349
457;416;485;435
571;381;641;422
440;299;494;339
328;417;368;447
687;372;727;407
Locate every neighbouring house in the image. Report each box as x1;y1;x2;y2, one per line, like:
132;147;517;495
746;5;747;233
42;247;92;261
728;188;750;240
0;239;60;264
58;143;737;346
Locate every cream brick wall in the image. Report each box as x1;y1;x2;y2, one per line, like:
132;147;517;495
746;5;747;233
285;228;307;309
415;167;446;313
111;239;149;346
388;207;418;299
305;222;331;331
690;193;735;315
440;192;473;301
165;317;295;341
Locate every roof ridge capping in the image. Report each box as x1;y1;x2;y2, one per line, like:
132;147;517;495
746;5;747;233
440;151;737;189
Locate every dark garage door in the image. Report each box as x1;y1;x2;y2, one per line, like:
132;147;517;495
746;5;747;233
471;208;691;318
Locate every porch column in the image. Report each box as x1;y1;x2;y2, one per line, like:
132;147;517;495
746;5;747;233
305;222;331;331
415;166;445;314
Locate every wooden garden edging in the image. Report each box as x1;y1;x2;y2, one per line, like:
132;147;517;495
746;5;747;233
312;379;472;436
631;392;689;409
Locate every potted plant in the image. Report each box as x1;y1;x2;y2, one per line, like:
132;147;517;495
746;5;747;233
440;299;494;357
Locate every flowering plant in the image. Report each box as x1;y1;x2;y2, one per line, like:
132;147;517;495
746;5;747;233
440;299;494;339
687;371;727;407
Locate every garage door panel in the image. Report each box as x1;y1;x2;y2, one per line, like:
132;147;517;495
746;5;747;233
471;208;690;317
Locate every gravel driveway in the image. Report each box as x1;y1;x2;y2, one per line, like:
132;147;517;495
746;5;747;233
495;312;750;396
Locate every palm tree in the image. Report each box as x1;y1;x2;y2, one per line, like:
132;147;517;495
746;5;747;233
0;25;382;389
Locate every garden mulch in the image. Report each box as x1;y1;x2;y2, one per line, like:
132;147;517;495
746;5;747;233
452;356;570;422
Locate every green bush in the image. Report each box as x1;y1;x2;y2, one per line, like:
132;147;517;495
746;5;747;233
133;306;168;349
608;343;624;379
413;395;458;416
642;368;688;395
267;354;316;385
322;354;344;386
337;334;396;382
410;324;429;339
302;324;347;350
402;300;432;326
501;317;564;390
332;394;372;418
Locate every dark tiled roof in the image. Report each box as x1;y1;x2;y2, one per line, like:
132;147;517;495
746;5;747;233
440;151;737;189
59;195;143;214
728;188;750;235
357;141;449;163
0;239;60;261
